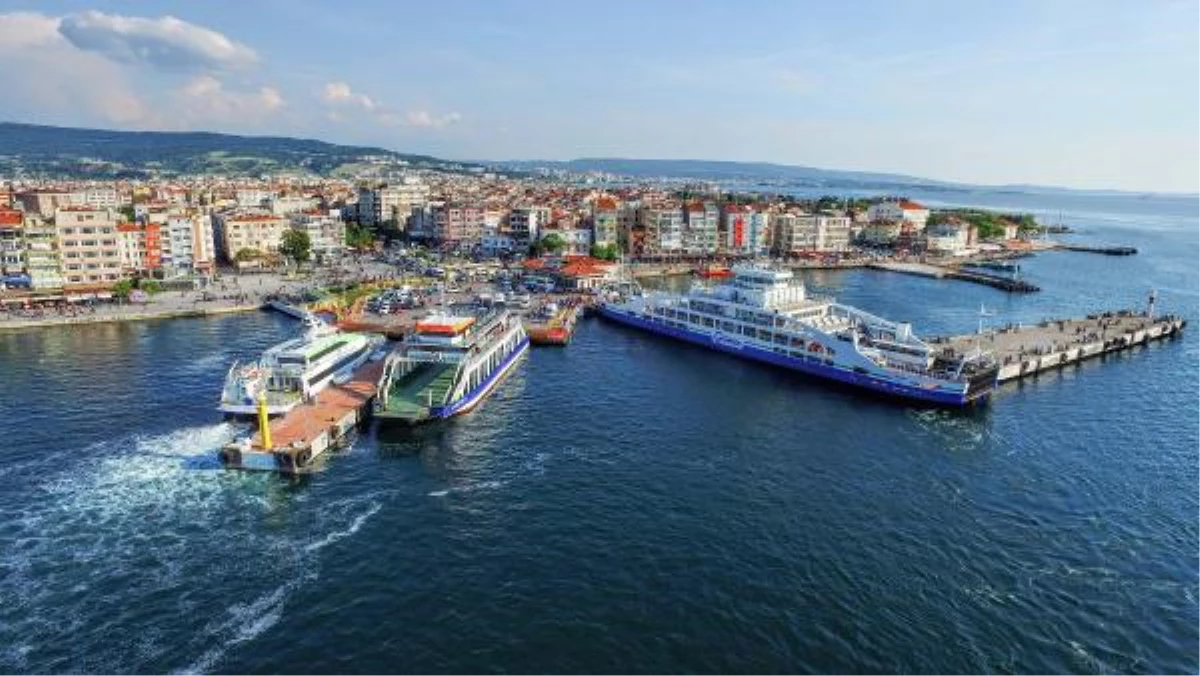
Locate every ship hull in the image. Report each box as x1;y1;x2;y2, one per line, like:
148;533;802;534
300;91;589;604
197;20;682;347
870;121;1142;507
599;305;987;406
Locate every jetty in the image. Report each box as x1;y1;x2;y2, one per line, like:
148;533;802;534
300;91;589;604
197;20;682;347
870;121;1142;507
1056;244;1138;256
934;311;1185;383
869;262;1040;293
219;360;384;473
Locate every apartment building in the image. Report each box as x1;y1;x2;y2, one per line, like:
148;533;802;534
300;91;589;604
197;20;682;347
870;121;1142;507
434;203;486;243
589;197;620;248
508;206;551;245
116;222;164;275
721;206;771;255
213;210;289;262
290;211;346;262
866;200;930;231
357;178;430;227
637;204;684;255
683;202;720;255
55;207;123;286
15;190;74;218
772;213;853;254
0;209;24;275
163;213;215;275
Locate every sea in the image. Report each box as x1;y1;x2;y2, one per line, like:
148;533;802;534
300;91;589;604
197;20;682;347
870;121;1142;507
0;190;1196;674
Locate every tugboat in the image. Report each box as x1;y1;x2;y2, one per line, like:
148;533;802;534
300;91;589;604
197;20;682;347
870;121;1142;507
374;309;529;424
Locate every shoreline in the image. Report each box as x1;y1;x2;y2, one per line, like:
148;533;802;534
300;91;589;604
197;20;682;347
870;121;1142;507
0;303;265;331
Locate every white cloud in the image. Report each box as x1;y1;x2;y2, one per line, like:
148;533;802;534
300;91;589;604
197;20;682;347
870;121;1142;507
176;75;285;125
0;12;285;132
403;110;463;128
320;81;460;131
0;12;149;125
57;10;257;71
320;81;376;111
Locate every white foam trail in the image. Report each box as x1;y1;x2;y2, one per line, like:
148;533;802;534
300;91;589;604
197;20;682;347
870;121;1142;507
427;479;507;497
304;502;382;553
176;580;299;675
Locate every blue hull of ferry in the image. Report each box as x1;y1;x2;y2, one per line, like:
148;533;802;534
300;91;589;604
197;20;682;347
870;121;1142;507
429;337;530;419
599;306;985;407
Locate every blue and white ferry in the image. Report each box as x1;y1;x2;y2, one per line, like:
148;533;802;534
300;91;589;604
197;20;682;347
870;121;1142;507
374;309;529;424
599;265;998;406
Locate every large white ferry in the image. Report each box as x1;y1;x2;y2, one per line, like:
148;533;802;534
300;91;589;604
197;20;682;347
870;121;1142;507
374;309;529;424
219;314;383;416
599;265;998;406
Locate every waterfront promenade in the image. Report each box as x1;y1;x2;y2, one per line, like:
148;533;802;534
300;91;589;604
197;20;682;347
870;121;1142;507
0;260;402;331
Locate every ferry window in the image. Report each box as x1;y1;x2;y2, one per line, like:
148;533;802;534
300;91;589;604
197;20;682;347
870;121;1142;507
757;329;771;341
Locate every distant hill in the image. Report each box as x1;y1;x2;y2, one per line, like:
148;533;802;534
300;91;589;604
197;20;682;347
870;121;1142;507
0;122;476;179
497;157;953;191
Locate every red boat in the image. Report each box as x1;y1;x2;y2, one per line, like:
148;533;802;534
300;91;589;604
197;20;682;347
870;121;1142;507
695;264;734;278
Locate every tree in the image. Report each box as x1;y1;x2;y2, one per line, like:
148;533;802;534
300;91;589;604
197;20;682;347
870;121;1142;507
280;229;312;263
345;224;376;249
235;248;261;263
540;233;567;254
590;243;620;261
111;279;134;299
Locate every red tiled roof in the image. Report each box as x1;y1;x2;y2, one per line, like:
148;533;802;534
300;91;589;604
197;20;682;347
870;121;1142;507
899;200;927;211
0;209;22;226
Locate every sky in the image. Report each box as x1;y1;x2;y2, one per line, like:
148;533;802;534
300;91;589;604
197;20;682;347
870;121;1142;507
0;0;1196;192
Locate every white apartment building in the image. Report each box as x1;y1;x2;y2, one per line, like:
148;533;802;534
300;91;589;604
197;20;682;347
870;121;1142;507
55;207;123;286
270;195;318;216
164;213;216;275
508;206;551;244
74;187;121;209
357;178;431;227
683;202;720;255
772;213;854;254
866;200;930;231
236;188;276;209
289;211;346;262
924;221;974;255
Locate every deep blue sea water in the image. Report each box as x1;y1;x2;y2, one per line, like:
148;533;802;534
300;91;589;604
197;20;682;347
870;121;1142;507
0;192;1196;674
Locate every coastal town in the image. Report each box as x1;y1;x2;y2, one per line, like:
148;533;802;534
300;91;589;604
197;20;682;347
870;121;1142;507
0;163;1058;324
3;162;1184;476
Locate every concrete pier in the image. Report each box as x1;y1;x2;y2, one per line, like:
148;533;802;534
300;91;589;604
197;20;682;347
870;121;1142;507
935;312;1186;383
219;360;384;473
868;261;1040;292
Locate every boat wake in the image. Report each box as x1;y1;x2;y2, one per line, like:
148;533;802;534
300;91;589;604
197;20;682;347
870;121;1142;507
0;423;391;675
304;500;384;553
428;479;507;497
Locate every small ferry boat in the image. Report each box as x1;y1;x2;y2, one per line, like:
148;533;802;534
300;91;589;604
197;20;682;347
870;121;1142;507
219;313;383;417
524;301;581;346
599;265;998;406
374;309;529;424
695;263;734;278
